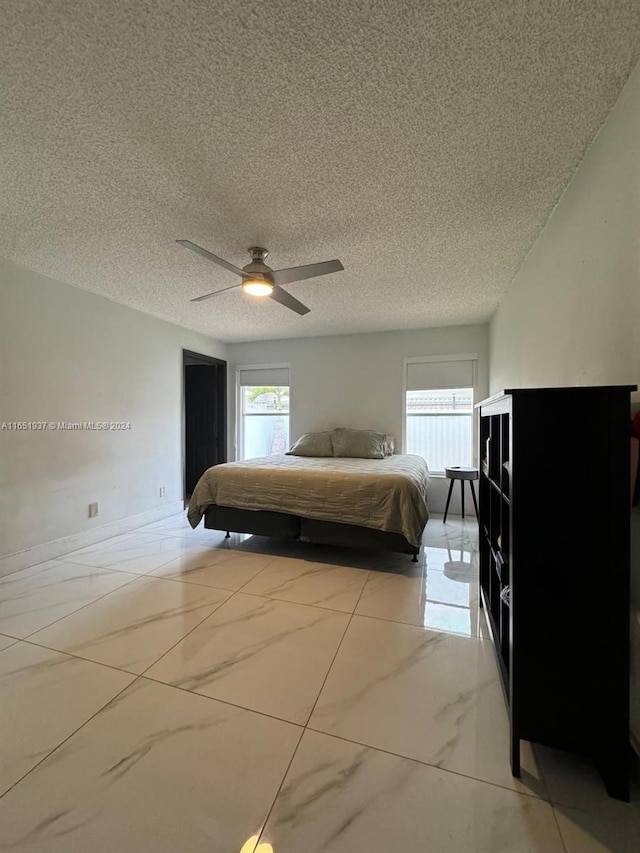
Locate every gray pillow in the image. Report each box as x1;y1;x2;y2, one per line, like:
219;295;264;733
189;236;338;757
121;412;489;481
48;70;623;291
332;427;386;459
286;431;334;457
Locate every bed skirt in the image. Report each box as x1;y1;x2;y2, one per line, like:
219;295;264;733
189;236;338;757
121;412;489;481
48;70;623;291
203;504;420;557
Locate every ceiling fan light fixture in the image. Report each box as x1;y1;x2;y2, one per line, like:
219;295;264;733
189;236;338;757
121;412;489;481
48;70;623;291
242;279;273;296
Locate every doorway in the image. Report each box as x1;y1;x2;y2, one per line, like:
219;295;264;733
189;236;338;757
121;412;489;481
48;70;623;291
183;350;227;504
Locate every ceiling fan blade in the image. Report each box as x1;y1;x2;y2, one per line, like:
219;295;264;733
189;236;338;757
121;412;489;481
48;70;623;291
177;240;250;279
191;283;242;302
269;285;310;315
271;259;344;286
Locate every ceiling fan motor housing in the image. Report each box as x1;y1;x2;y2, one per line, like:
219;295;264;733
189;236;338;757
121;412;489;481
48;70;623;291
243;247;273;283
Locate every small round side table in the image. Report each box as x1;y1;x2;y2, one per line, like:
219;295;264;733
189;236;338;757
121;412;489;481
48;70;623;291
443;466;479;523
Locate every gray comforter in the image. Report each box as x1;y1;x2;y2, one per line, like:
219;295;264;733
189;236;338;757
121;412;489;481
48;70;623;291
187;454;429;547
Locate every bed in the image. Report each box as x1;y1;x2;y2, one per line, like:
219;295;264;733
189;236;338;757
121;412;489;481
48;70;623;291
187;452;430;560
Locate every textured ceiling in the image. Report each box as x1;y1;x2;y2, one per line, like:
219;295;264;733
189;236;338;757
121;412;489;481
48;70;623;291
1;1;640;343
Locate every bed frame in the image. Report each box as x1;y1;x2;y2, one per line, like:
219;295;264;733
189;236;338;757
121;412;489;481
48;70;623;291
203;504;420;561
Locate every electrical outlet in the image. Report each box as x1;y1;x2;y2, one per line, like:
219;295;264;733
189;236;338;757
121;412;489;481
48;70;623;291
88;502;99;518
159;486;166;497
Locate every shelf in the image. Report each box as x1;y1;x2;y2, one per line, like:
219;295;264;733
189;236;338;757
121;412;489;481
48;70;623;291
480;587;509;694
477;385;634;801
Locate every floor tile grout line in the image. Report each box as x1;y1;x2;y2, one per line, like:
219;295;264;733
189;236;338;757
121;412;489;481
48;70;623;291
549;796;640;830
118;572;248;593
18;569;230;649
0;674;141;802
135;588;242;679
120;544;278;590
250;575;371;852
57;538;225;580
302;725;551;804
135;572;361;683
12;584;366;683
50;527;202;564
12;572;141;643
8;545;238;591
0;522;191;580
12;550;244;642
78;545;276;588
224;553;282;594
19;586;232;677
299;569;370;731
147;573;271;593
253;727;308;849
46;560;155;578
550;803;571;853
135;584;356;712
138;673;308;727
351;609;491;642
236;587;366;616
5;636;152;679
58;529;194;557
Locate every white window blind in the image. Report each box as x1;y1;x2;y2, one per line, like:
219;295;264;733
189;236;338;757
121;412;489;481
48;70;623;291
406;358;475;391
238;366;290;386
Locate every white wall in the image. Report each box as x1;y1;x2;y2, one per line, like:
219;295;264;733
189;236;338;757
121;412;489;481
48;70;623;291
0;258;226;563
489;63;640;749
490;65;640;397
227;324;489;513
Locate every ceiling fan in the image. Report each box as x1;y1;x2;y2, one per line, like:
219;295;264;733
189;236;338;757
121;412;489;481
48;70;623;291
177;240;344;315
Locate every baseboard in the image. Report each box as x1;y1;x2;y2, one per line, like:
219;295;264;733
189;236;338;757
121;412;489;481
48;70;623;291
0;501;184;578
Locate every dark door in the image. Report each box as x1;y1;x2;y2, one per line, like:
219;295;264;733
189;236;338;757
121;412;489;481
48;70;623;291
183;351;227;501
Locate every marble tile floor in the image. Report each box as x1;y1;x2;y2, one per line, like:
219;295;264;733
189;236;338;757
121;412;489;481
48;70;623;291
0;511;638;851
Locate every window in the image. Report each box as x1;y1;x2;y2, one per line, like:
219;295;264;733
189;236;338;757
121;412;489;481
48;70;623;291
237;365;290;461
404;356;476;475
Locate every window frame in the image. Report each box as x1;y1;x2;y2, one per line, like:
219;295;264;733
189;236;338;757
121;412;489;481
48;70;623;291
401;354;478;476
235;362;291;461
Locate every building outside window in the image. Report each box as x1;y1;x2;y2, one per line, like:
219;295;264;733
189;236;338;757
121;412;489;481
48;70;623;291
404;356;476;475
237;365;290;461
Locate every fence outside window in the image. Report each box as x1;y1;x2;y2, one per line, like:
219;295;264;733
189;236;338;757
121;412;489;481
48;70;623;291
405;388;473;473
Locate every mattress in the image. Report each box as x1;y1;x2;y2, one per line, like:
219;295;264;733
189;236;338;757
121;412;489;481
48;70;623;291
187;454;429;547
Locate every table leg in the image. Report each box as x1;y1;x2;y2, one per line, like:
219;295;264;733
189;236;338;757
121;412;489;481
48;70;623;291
469;480;479;520
443;478;455;523
460;479;465;519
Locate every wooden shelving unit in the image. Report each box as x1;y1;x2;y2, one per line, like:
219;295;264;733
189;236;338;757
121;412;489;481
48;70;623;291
477;385;635;800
